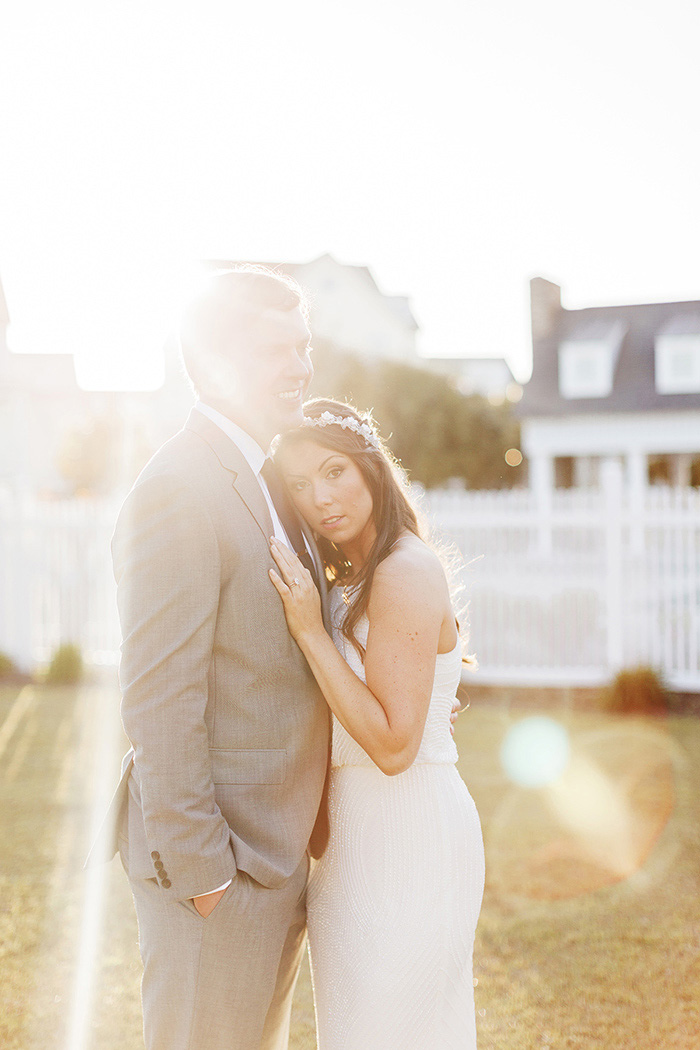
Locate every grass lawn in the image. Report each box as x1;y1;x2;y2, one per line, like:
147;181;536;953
1;678;699;1049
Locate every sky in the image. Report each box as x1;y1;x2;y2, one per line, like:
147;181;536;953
0;0;698;390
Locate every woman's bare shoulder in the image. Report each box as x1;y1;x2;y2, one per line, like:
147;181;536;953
370;534;447;612
378;532;445;576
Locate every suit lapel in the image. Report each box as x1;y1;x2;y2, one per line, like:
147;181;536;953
232;467;275;545
185;409;331;630
185;409;273;544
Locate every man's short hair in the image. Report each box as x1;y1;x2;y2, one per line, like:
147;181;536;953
179;265;308;397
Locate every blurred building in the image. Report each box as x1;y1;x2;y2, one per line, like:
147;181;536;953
0;274;193;498
209;253;419;362
0;255;419;497
520;277;700;495
424;355;521;403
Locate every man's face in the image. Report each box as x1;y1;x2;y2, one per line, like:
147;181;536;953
211;305;314;448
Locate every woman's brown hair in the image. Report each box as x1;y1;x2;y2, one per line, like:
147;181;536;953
275;397;474;666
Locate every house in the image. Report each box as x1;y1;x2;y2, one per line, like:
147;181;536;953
519;278;700;504
207;254;419;362
424;355;520;402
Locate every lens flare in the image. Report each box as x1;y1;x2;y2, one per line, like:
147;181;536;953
64;681;123;1050
500;716;570;787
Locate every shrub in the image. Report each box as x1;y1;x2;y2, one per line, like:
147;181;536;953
0;652;18;681
602;665;668;716
44;643;84;685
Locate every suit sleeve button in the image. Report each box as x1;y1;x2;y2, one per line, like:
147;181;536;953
150;851;160;860
161;879;172;889
154;860;164;871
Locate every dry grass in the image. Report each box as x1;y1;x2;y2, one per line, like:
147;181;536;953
460;703;700;1049
1;679;699;1049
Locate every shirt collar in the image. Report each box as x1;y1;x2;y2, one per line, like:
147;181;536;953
195;402;268;477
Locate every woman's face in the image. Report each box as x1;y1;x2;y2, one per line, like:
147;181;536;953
278;438;376;555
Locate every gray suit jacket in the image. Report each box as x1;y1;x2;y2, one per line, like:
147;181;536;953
88;409;331;901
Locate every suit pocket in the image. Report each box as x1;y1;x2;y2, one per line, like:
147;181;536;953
209;748;287;785
179;876;237;920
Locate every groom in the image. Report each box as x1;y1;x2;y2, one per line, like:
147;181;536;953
93;266;331;1050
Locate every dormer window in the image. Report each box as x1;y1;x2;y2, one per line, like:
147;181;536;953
655;316;700;394
558;321;626;399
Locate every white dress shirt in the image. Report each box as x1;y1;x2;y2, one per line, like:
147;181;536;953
195;401;293;548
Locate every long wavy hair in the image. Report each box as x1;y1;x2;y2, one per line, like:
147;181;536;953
275;397;474;666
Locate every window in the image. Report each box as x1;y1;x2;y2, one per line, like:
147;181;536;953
559;341;614;398
558;322;625;399
655;333;700;394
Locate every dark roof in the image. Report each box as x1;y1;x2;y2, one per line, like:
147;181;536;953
520;293;700;417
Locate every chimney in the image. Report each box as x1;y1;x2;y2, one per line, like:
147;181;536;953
530;277;562;343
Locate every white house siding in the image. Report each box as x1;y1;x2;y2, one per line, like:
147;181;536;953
521;410;700;460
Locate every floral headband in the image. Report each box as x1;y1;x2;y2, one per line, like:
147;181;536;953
301;411;381;450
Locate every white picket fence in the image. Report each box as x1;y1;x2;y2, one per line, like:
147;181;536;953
418;461;700;689
1;466;699;688
0;494;121;671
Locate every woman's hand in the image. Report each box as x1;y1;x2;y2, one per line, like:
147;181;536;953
269;539;324;643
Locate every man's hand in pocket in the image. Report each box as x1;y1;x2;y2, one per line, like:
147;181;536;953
192;885;227;917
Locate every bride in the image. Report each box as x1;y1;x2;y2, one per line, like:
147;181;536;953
268;398;485;1050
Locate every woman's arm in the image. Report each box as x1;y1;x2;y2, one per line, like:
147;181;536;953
269;538;446;775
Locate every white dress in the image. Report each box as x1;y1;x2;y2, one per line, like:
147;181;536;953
306;586;485;1050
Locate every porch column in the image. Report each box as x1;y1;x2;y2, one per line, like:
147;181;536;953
673;454;692;487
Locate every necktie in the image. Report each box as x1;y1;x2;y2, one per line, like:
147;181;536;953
261;457;319;589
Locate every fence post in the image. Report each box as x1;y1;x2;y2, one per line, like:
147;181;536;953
627;450;646;556
530;453;553;555
602;457;624;674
